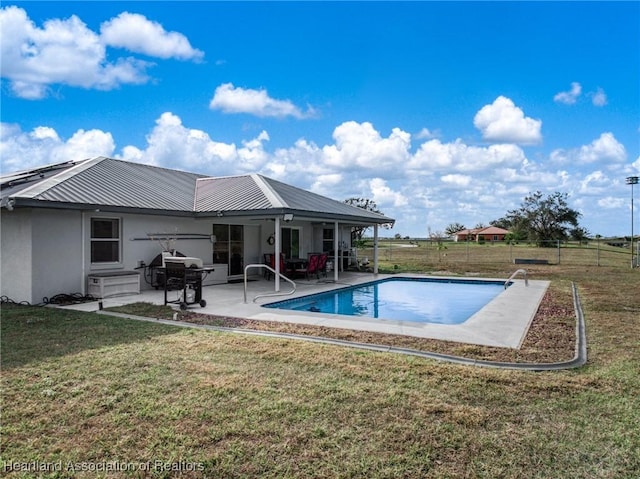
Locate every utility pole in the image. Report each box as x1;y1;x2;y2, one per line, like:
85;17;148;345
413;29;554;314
626;176;639;268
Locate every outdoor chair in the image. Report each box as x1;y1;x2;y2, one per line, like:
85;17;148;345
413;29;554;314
293;253;320;280
317;252;329;278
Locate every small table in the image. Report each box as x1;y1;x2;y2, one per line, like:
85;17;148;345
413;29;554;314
285;258;307;277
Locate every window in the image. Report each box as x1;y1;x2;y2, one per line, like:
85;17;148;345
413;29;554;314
322;228;334;252
91;218;120;263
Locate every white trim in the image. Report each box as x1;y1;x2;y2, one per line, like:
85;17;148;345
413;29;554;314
252;174;288;208
275;216;281;292
333;221;339;282
90;216;123;268
373;225;379;275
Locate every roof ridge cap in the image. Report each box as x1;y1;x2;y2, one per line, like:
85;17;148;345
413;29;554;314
251;174;288;208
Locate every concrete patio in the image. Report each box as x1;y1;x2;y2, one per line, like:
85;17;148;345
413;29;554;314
60;272;549;349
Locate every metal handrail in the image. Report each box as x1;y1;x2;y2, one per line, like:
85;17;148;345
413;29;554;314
505;268;528;289
243;264;297;303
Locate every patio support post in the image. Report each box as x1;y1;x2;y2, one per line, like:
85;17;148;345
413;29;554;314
373;224;379;275
334;221;339;282
274;216;281;292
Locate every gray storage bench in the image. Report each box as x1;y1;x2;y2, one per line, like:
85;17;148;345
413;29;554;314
87;271;141;298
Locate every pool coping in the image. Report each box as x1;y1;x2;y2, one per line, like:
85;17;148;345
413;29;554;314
251;273;550;349
93;282;586;371
58;272;548;350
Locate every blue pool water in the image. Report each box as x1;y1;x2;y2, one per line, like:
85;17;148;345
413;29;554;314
264;277;507;325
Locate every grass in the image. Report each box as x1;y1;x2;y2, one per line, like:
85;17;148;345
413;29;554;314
362;239;632;269
2;258;639;478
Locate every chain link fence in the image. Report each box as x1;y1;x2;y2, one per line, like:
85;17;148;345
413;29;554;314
357;239;637;269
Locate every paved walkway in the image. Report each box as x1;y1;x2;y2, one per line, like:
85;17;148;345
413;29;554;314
62;272;549;349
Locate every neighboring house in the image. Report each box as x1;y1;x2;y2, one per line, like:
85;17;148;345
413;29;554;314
1;157;394;304
453;226;509;243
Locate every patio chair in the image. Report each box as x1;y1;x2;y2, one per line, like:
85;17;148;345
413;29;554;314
317;252;329;278
293;253;320;280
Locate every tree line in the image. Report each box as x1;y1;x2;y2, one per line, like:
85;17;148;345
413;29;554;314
347;191;589;247
449;191;588;246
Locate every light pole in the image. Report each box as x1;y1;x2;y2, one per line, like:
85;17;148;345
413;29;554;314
626;176;639;268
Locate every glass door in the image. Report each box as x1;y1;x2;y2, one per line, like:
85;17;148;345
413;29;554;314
212;224;244;276
229;225;244;275
281;227;300;259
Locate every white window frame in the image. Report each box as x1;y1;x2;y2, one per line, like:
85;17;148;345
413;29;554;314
90;217;122;267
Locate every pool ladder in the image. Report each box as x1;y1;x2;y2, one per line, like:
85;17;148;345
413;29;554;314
505;268;528;289
243;264;296;303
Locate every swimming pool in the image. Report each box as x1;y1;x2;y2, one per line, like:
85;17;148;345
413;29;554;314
264;277;509;325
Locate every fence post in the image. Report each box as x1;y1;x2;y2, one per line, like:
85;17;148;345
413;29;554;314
466;236;470;262
557;240;561;264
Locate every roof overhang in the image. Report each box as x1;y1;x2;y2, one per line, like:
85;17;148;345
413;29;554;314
4;198;395;227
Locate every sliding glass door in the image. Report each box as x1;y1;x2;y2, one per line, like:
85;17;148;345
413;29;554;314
281;227;300;259
212;224;244;276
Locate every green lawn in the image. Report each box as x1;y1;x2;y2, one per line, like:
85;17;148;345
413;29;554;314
1;263;639;478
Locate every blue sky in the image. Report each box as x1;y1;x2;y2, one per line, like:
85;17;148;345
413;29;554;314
1;1;639;238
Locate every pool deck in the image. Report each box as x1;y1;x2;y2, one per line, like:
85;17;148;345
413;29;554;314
59;272;549;349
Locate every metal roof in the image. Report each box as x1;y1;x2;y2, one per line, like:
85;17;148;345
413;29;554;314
195;175;277;212
1;160;81;207
3;157;394;224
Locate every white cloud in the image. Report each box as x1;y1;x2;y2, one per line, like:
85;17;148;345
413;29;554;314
309;173;343;195
550;132;627;165
441;174;472;187
473;96;542;145
100;12;204;61
554;82;582;105
368;178;408;207
415;127;438;140
579;170;611;194
267;139;327;183
578;132;626;164
121;113;273;175
209;83;315;119
410;138;526;173
0;122;114;170
597;196;625;209
322;121;411;172
130;112;242;171
0;6;201;99
590;87;608;107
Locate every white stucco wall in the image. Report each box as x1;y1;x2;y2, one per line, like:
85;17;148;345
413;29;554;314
31;209;83;302
0;209;33;303
87;213;217;290
0;207;358;303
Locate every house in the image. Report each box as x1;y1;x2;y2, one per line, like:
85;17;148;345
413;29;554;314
453;226;509;243
0;157;394;304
